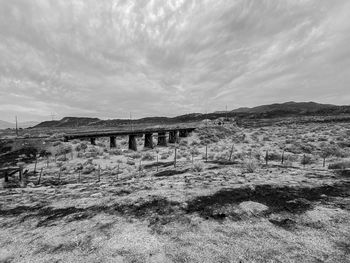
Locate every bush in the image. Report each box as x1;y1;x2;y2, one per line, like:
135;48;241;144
242;160;258;173
109;149;123;155
126;159;135;165
128;152;142;159
160;153;170;160
301;155;313;165
328;161;350;170
142;152;155;161
192;161;204;172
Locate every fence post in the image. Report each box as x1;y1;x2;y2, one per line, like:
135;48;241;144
205;145;208;163
281;150;285;164
229;145;234;162
37;168;43;185
58;168;61;182
174;147;177;168
265;150;269;165
98;165;101;182
34;156;38;174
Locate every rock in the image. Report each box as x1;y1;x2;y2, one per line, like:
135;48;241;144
27;182;35;188
57;156;67;162
82;164;95;174
91;193;103;198
238;201;269;215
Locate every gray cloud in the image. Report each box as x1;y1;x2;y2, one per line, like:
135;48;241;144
0;0;349;122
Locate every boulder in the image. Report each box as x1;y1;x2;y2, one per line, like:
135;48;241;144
238;201;269;215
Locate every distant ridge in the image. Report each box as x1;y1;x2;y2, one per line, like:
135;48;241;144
231;101;336;114
0;120;14;129
32;101;350;128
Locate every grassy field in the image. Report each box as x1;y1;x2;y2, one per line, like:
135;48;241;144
0;120;349;262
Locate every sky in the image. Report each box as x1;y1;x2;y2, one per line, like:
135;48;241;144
0;0;350;122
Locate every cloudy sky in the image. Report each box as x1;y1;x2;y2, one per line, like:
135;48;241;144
0;0;350;122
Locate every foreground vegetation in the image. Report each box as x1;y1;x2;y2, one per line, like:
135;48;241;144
0;120;349;262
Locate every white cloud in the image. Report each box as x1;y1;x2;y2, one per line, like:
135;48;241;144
0;0;349;122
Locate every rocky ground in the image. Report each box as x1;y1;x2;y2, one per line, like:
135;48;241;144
0;121;350;262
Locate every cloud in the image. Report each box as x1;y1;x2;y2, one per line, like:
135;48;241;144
0;0;349;121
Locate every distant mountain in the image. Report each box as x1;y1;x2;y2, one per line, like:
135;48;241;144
18;121;40;129
0;120;40;129
0;120;14;129
32;101;350;128
34;117;100;128
232;101;336;114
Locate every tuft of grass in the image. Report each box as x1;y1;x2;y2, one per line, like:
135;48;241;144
192;161;204;172
242;160;258;173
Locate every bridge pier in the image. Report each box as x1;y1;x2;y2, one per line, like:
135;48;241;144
144;133;153;148
169;130;179;143
128;135;137;151
90;137;96;145
179;130;189;138
110;136;116;148
157;132;167;146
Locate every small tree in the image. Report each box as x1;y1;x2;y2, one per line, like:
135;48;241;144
319;143;336;167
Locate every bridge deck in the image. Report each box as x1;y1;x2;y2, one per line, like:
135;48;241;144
64;127;196;140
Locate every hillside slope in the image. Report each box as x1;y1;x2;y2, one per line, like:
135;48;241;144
32;101;350;128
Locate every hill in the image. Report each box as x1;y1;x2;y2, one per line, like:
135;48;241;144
232;101;335;114
34;117;100;128
32;101;350;128
0;120;14;129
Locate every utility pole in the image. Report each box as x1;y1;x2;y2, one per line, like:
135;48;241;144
50;112;56;121
225;105;228;121
15;115;18;137
130;112;133;131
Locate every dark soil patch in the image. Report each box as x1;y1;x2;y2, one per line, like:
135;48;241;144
1;182;349;227
0;147;39;167
207;160;238;166
269;218;296;229
154;169;190;177
144;161;175;169
186;182;350;219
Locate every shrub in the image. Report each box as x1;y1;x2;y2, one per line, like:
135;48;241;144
328;161;350;170
192;161;204;172
160;153;170;160
179;140;188;146
142;152;155;161
126;159;135;165
128;152;142;159
80;143;88;152
242;160;258;173
190;148;200;156
301;155;313;165
109;149;123;155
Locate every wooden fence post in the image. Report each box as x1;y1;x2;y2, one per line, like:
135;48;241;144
229;145;234;162
37;168;43;185
34;156;38;174
265;150;269;165
205;145;208;163
174;147;177;168
98;165;101;182
281;150;285;164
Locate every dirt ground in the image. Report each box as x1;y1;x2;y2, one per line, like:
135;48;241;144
1;121;350;262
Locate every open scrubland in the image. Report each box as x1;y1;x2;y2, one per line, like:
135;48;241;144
1;121;350;262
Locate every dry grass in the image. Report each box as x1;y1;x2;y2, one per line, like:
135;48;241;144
1;121;350;262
